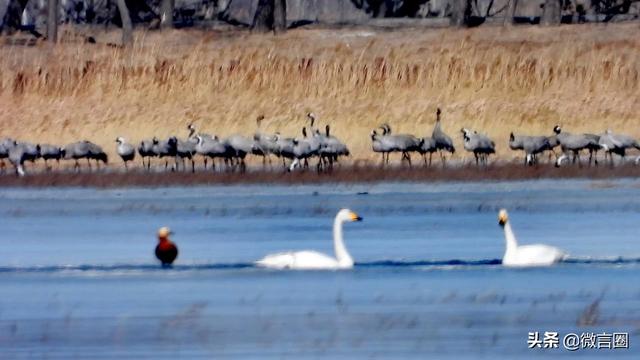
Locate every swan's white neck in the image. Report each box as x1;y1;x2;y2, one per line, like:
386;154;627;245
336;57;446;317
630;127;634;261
502;221;518;255
333;217;353;268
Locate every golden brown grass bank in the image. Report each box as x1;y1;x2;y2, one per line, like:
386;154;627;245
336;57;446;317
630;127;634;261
1;24;639;164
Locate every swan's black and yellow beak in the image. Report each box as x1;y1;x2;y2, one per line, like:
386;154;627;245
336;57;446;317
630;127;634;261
350;212;363;222
498;210;508;226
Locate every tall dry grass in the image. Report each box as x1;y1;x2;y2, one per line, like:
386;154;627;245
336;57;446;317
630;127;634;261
1;23;639;163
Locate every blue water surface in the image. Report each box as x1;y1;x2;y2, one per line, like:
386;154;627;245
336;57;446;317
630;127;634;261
0;179;639;358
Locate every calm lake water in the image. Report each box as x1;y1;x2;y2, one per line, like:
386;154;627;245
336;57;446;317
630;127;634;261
1;179;639;358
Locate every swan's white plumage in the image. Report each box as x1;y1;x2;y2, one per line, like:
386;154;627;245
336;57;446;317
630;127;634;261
503;244;566;267
255;251;341;270
499;209;566;267
256;209;361;270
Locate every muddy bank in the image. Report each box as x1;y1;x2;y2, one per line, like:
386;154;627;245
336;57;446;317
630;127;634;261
0;164;639;188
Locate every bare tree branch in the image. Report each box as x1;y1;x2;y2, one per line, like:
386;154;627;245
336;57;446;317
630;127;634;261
116;0;133;46
47;0;58;43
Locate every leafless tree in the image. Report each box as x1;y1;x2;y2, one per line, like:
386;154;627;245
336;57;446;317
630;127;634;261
47;0;58;42
116;0;133;46
252;0;286;33
273;0;286;31
161;0;174;29
541;0;561;25
504;0;518;26
1;0;28;34
450;0;471;26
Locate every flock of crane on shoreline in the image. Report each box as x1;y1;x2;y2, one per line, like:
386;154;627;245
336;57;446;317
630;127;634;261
1;109;640;177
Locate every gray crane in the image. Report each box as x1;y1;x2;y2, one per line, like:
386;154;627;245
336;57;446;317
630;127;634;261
188;123;222;170
224;134;254;172
379;123;422;167
304;113;346;170
115;137;136;171
431;108;456;166
152;137;178;171
63;141;99;172
307;112;318;133
598;129;640;166
8;141;40;176
370;126;407;166
584;133;601;165
552;125;600;167
86;142;108;169
195;135;231;171
370;129;392;165
252;115;279;169
273;132;296;170
174;125;199;172
509;133;552;166
289;127;322;171
418;136;437;166
175;138;197;172
319;125;350;171
460;128;495;166
0;137;15;173
38;144;65;170
252;132;279;168
544;134;561;164
138;139;156;170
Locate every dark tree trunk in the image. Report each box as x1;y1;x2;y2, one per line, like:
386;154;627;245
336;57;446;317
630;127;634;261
252;0;274;32
541;0;561;26
47;0;58;42
252;0;286;33
116;0;133;46
160;0;174;29
504;0;518;26
273;0;286;33
450;0;471;27
1;0;29;34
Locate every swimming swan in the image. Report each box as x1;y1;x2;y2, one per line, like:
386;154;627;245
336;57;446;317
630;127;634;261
498;209;566;267
256;209;362;270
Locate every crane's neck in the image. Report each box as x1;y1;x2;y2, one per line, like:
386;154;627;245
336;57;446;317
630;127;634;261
502;221;518;255
333;218;353;268
433;119;442;135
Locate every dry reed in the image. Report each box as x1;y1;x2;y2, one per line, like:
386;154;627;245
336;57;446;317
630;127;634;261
1;23;639;164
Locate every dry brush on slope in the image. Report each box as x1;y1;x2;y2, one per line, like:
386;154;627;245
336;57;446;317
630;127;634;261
1;23;639;165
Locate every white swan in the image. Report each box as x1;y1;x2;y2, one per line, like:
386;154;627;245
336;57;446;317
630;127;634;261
498;209;566;267
255;209;362;270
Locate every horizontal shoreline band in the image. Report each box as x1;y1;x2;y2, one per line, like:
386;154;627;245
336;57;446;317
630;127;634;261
1;163;640;188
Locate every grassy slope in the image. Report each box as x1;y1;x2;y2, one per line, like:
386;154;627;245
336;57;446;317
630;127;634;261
1;23;639;165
